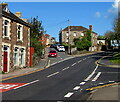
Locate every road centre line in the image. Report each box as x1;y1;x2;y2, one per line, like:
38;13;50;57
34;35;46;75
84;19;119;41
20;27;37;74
84;64;98;81
72;63;76;66
64;92;74;98
73;86;80;90
47;72;59;78
14;80;39;89
78;60;82;63
80;82;86;85
83;58;86;60
62;67;69;71
92;72;101;81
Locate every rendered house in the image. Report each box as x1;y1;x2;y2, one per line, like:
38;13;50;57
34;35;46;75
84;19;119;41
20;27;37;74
1;3;30;73
59;25;98;51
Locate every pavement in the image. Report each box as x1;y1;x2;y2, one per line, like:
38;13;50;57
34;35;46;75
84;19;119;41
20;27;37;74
1;50;120;101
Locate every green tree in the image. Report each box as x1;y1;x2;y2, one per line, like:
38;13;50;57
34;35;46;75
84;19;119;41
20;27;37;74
29;17;45;56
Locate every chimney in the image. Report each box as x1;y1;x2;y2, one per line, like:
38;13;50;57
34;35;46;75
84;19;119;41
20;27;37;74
89;25;92;31
15;12;21;18
22;19;28;23
2;2;8;6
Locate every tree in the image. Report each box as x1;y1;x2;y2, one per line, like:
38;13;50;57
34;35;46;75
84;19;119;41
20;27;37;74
29;17;45;56
113;12;120;45
73;30;91;51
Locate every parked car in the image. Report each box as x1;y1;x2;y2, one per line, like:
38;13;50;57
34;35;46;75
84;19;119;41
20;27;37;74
58;46;65;52
48;50;57;57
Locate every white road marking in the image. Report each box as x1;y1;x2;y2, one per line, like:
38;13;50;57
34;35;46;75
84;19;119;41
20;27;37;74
92;72;101;81
47;72;59;78
84;65;98;81
14;80;39;89
109;81;115;82
78;60;82;63
80;82;86;85
99;83;104;84
62;67;69;71
61;58;63;59
64;92;74;98
83;58;86;60
4;85;18;89
72;63;76;66
73;86;80;90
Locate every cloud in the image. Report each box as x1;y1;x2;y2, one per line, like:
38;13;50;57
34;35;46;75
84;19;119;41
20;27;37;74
95;12;101;18
112;0;119;8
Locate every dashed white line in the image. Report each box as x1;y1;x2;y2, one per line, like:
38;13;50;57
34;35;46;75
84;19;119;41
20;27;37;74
47;72;59;78
14;80;39;89
80;82;86;85
83;58;86;60
62;67;70;71
78;60;82;63
72;63;76;66
109;81;115;82
84;64;99;81
99;83;104;84
73;86;80;90
92;72;101;81
64;92;74;98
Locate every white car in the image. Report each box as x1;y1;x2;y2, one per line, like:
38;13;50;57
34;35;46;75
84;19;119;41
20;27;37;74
58;46;65;52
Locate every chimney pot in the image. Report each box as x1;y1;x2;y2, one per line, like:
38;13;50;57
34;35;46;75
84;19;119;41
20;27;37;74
89;25;92;31
15;12;21;18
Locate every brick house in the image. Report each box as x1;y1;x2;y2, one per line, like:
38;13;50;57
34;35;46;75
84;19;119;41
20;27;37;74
1;3;30;73
39;34;47;46
59;25;98;51
45;34;51;46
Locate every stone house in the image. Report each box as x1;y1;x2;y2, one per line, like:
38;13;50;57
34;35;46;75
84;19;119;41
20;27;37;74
59;25;98;51
1;3;30;73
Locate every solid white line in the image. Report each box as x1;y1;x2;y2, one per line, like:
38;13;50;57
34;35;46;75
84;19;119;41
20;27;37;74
80;82;86;85
84;65;98;81
99;83;104;84
78;60;82;63
72;63;76;66
92;72;101;81
14;80;39;89
62;67;69;71
47;72;59;78
64;92;74;98
73;86;80;90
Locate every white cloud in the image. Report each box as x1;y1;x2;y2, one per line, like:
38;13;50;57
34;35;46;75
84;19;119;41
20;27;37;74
112;0;120;8
95;12;101;18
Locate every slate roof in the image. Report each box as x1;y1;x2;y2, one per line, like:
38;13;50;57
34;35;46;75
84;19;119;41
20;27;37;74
62;26;97;35
1;3;31;27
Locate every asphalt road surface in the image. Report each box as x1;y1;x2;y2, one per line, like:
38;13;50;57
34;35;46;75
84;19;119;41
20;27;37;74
1;51;119;101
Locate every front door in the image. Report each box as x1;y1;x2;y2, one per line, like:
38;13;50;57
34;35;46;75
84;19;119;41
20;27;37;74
3;51;8;72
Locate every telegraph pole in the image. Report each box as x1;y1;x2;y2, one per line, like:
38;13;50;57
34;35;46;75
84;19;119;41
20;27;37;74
68;19;71;55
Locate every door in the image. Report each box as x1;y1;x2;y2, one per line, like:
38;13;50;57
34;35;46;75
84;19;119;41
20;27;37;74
3;51;8;72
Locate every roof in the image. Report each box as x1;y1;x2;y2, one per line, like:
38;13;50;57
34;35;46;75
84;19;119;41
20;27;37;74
62;26;97;35
1;3;31;27
45;34;50;37
62;26;88;31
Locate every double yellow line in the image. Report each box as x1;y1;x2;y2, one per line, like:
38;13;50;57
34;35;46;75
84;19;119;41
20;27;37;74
86;82;120;91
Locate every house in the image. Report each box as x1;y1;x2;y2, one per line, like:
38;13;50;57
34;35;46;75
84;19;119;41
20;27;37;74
51;37;56;44
45;34;51;46
59;25;98;51
1;3;31;73
39;34;47;46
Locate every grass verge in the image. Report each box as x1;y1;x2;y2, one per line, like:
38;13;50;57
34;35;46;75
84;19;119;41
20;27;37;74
110;53;120;64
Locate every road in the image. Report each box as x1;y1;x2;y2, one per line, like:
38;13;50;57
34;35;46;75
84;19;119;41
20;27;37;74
1;51;119;101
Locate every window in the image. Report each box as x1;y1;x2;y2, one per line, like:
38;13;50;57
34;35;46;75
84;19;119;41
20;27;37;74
66;32;69;37
4;20;9;36
14;47;19;66
17;24;23;41
20;48;25;66
81;32;84;36
74;32;77;37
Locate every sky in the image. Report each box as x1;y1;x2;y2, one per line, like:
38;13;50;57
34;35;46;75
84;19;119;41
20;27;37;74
3;1;119;41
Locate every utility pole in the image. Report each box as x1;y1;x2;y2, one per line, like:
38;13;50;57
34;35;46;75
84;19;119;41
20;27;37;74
68;19;71;55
